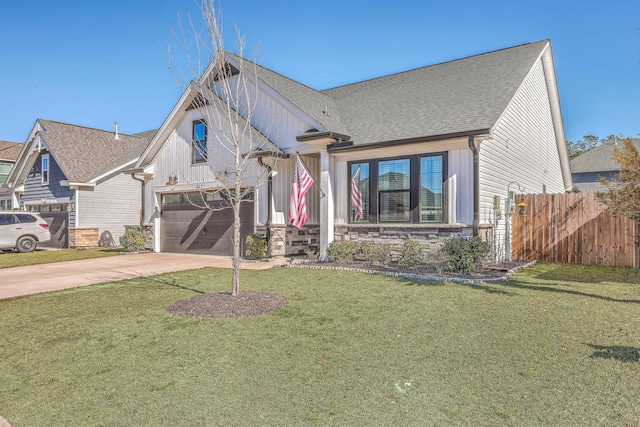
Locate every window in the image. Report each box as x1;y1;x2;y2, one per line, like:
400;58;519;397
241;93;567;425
161;193;182;204
0;162;11;184
420;155;443;223
350;163;370;222
379;159;411;222
348;153;446;224
41;154;49;185
15;214;37;223
0;214;16;225
192;120;207;163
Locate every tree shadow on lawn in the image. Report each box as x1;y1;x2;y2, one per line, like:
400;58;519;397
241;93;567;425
139;275;205;295
401;277;516;296
496;279;640;304
523;264;640;285
587;344;640;363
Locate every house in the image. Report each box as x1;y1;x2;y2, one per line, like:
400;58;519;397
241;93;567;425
130;39;572;260
0;140;23;209
570;138;640;192
5;120;155;248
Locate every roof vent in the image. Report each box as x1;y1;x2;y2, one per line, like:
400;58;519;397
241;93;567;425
322;106;330;116
114;121;120;140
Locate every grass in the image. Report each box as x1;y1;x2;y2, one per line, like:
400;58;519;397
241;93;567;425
0;248;119;269
1;264;639;426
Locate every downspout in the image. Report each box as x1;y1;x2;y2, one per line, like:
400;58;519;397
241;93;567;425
130;174;146;227
257;157;272;257
468;135;479;237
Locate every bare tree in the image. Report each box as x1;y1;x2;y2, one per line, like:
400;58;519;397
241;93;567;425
168;0;279;296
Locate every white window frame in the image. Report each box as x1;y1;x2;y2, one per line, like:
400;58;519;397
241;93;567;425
41;154;50;185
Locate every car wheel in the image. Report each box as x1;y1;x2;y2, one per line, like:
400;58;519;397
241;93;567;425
17;236;37;253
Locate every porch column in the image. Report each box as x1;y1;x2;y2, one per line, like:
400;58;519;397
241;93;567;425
319;148;334;259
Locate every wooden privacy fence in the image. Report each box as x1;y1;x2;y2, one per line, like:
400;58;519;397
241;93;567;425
511;193;639;268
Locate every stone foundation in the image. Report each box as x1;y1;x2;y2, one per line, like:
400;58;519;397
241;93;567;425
257;224;320;256
259;223;482;258
334;224;474;258
69;227;99;249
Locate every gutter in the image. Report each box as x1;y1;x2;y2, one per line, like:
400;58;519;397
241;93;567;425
468;135;480;237
296;131;350;143
130;174;147;227
327;129;491;153
124;168;152;227
59;181;96;188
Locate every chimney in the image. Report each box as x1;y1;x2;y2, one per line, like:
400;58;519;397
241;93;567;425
114;121;120;140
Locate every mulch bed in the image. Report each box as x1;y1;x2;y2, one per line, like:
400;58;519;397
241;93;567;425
166;290;288;319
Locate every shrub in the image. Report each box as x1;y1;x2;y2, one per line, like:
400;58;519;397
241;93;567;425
398;239;424;266
245;233;267;260
359;241;392;265
441;236;490;274
121;227;147;252
327;240;358;264
305;249;319;263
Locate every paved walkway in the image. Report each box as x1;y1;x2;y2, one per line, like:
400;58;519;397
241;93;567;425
0;252;286;300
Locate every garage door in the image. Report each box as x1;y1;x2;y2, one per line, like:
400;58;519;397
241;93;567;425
160;191;254;255
39;211;69;248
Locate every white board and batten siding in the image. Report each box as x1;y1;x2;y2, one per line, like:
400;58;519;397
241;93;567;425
146;87;318;229
79;172;141;242
269;155;321;225
479;55;566;255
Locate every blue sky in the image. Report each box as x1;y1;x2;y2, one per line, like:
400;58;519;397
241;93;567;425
0;0;638;144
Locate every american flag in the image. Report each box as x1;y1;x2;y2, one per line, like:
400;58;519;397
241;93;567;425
351;166;363;221
288;156;314;229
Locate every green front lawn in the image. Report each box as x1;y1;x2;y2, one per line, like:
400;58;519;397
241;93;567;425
1;264;639;426
0;248;118;269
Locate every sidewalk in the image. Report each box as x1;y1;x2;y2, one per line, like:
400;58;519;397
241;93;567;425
0;252;286;300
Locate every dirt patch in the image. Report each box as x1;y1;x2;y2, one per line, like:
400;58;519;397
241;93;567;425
166;290;288;319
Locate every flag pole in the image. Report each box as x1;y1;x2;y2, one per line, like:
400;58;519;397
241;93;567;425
295;152;325;198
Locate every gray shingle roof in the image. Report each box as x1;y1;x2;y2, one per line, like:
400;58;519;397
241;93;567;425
0;140;22;161
569;139;640;172
322;40;549;145
227;41;548;147
38;120;154;182
221;41;549;146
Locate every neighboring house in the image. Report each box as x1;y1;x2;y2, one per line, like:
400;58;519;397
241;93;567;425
5;120;154;248
570;138;640;192
130;39;571;259
0;140;23;209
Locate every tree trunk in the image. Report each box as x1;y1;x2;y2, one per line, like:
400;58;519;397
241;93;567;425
231;197;241;296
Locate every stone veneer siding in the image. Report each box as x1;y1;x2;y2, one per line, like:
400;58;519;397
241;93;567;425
257;224;320;257
259;223;487;258
69;227;99;249
334;224;473;258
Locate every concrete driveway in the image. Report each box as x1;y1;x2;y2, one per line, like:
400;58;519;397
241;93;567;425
0;252;285;300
